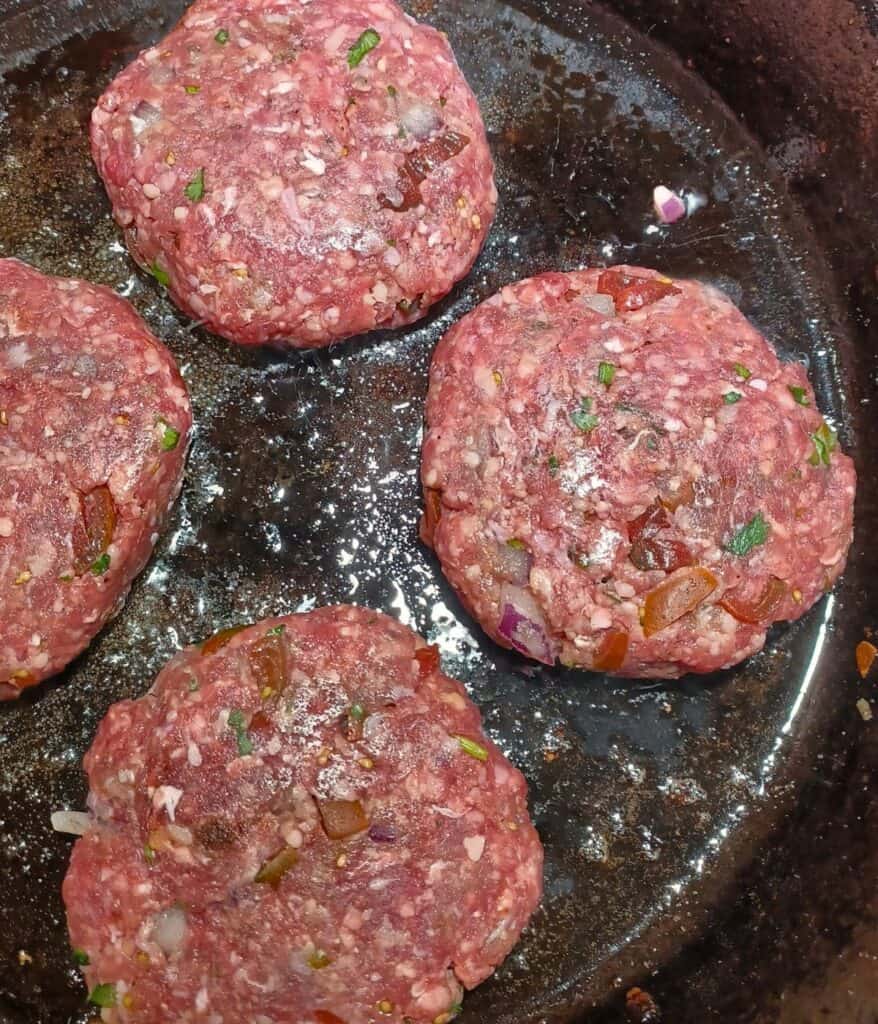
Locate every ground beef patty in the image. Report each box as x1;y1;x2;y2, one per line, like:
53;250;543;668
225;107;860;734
420;267;856;678
63;606;543;1024
0;259;191;699
91;0;496;350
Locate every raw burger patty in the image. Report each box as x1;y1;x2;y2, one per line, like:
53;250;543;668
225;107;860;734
63;606;543;1024
420;267;856;678
0;259;191;699
91;0;496;349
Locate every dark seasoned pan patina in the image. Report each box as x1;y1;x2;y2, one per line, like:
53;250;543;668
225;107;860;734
1;1;876;1022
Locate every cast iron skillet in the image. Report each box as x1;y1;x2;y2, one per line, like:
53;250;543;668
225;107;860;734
0;1;876;1022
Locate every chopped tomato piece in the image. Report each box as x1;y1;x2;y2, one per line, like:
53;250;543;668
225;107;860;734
72;485;116;576
719;577;787;624
249;711;273;735
415;645;441;676
627;501;692;573
593;629;629;672
318;799;369;840
658;477;696;512
254;845;298;887
248;632;287;692
856;640;877;679
315;1013;346;1024
596;270;681;313
420;488;443;547
381;131;470;211
642;567;717;637
201;625;248;656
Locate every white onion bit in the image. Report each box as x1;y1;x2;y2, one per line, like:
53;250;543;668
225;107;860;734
50;810;91;836
151;905;187;957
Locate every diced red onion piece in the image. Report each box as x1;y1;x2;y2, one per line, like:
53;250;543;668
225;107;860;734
582;293;616;317
368;824;398;843
151;905;187;956
497;585;557;665
50;810;91;836
653;185;687;224
130;100;162;135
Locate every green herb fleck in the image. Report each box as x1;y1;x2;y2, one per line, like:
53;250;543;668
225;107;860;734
547;455;560;476
214;28;230;44
808;420;838;467
725;512;770;557
349;703;366;722
266;624;286;636
308;949;331;970
570;396;599;433
143;843;156;865
184;167;205;203
159;421;181;451
149;261;170;287
187;678;199;693
88;983;117;1009
733;362;752;380
506;538;526;550
184;84;201;94
386;84;397;97
723;391;743;404
90;553;110;576
569;547;590;570
72;949;90;966
59;574;73;583
448;1005;463;1020
397;125;406;139
788;385;809;406
228;708;254;757
347;28;381;68
455;735;488;762
597;361;616;387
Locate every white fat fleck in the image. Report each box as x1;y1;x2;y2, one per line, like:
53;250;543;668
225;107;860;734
142;183;160;199
187;742;202;767
300;150;326;175
464;835;486;861
152;785;184;822
196;989;209;1012
5;342;30;367
0;518;13;537
749;378;769;392
117;769;135;784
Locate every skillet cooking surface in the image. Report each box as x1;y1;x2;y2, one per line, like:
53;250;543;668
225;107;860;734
0;1;864;1021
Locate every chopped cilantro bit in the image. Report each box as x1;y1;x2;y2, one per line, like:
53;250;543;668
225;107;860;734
547;454;560;476
187;678;199;692
228;709;254;756
808;420;838;467
348;28;380;68
90;553;110;576
788;385;809;406
454;735;488;762
597;361;616;387
184;167;205;203
143;843;156;864
570;396;599;432
733;362;752;380
159;421;181;451
725;512;770;557
348;703;366;722
723;391;743;404
386;84;397;97
214;28;230;44
397;125;406;139
149;261;170;287
308;949;331;970
72;949;90;966
59;574;73;583
266;624;286;636
184;84;201;94
88;983;117;1008
506;538;526;550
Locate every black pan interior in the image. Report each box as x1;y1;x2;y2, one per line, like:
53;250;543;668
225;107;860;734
0;1;874;1023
